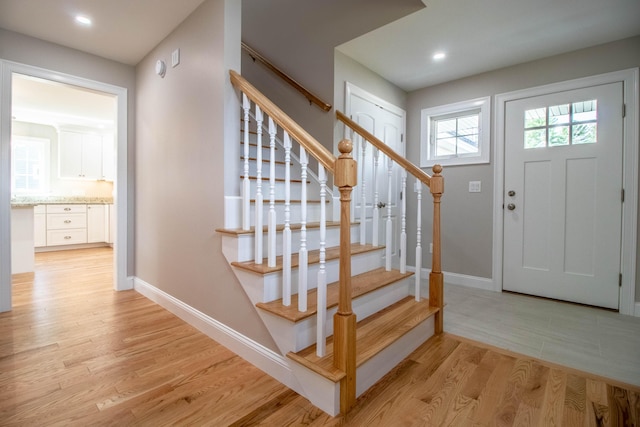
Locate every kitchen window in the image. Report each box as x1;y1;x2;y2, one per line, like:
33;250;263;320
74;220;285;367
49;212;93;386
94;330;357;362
11;135;50;195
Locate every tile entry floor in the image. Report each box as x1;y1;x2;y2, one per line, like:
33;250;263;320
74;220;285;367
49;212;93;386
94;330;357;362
441;283;640;387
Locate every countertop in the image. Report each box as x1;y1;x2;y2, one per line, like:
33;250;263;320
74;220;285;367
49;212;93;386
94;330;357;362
10;196;114;208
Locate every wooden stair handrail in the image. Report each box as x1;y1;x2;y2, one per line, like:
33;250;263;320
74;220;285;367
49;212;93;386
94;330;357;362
231;70;336;173
242;42;332;112
336;110;432;187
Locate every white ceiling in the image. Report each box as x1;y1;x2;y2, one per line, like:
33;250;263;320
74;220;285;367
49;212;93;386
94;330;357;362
0;0;206;65
338;0;640;91
1;0;639;106
12;74;117;130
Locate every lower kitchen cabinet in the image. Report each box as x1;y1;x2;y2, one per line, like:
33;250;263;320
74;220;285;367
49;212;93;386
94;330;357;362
87;204;106;243
35;203;113;249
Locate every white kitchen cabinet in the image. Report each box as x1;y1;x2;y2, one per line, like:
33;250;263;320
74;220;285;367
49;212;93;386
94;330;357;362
46;204;87;246
102;134;115;181
87;204;106;243
59;131;104;179
106;204;114;244
11;207;35;273
34;205;46;247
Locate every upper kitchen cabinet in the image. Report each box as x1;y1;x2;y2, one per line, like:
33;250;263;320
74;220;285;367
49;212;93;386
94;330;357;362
59;130;114;181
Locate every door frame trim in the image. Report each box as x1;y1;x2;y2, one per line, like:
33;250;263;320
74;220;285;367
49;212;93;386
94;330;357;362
343;81;407;219
493;69;639;315
0;60;131;312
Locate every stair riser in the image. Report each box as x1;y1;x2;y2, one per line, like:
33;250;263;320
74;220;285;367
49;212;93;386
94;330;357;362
244;144;278;159
248;180;321;201
248;202;330;228
233;248;384;305
223;195;339;230
283;311;435;417
221;224;358;263
261;276;414;353
288;364;340;417
356;315;435;397
244;161;302;180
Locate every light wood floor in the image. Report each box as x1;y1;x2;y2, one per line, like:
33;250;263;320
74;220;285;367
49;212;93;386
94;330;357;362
2;248;639;426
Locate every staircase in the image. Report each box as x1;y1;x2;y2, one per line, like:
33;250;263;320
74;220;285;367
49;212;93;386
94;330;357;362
217;71;444;416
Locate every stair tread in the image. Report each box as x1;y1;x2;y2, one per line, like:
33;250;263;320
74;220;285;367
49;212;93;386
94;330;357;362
243;175;310;184
287;296;439;382
216;221;342;236
250;199;329;204
256;268;414;322
230;243;382;274
242;157;286;165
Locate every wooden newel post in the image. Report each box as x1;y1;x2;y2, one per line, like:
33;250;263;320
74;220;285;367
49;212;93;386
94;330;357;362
333;139;357;413
429;164;444;334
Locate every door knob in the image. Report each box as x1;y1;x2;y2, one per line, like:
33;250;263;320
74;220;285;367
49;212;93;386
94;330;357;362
377;202;386;209
507;203;516;211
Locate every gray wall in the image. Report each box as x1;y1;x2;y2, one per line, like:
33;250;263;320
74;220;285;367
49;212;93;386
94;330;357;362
134;0;278;348
0;28;136;276
405;36;640;301
241;0;424;153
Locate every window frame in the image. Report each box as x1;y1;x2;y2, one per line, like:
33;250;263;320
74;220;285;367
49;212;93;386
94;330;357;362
420;96;491;167
11;135;51;195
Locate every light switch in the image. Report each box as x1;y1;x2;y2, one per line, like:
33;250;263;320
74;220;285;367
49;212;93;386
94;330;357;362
469;181;481;193
171;49;180;67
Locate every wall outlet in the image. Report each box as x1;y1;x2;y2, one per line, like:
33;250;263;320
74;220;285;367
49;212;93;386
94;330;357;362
429;243;433;253
469;180;481;193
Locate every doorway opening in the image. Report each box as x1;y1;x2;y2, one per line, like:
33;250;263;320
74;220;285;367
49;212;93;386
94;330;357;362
0;61;130;312
493;69;639;316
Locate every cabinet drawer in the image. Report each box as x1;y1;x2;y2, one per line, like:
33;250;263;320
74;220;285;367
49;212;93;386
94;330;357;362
47;213;87;230
34;205;46;214
46;204;87;214
47;229;87;246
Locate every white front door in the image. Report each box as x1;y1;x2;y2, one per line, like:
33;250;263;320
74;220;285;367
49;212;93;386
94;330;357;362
503;82;623;309
346;83;405;266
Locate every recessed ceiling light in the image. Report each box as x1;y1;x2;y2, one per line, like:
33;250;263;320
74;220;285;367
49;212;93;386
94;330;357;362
433;51;446;61
75;15;92;26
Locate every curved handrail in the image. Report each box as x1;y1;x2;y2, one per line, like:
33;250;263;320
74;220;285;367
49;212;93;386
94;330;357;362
242;42;332;112
231;70;336;173
336;110;432;187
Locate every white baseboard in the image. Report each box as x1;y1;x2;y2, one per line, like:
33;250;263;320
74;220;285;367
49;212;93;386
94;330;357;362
133;276;303;394
407;266;494;292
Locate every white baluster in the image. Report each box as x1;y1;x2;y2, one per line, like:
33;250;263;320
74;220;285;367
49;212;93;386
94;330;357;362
282;132;292;306
400;169;407;274
415;179;422;301
254;106;264;264
372;147;380;247
242;94;251;231
359;136;367;244
316;165;327;357
267;117;277;268
298;147;308;312
385;156;393;271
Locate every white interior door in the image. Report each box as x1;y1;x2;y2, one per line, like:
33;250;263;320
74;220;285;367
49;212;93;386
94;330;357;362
346;84;405;266
503;82;623;309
